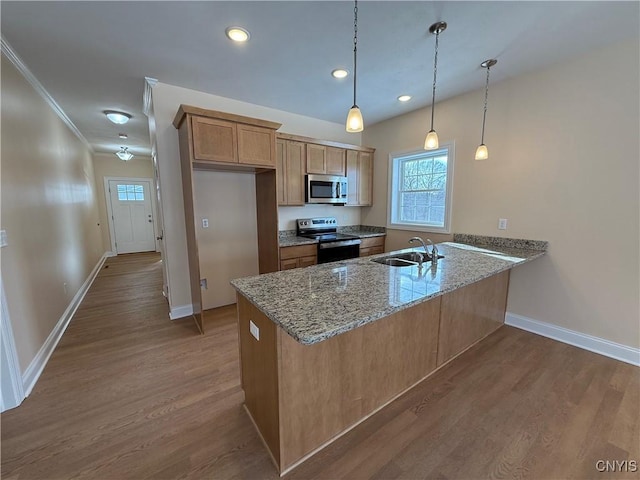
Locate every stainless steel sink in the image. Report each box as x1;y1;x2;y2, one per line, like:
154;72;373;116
371;251;444;267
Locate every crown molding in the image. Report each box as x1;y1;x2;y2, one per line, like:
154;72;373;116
1;36;93;153
143;76;158;117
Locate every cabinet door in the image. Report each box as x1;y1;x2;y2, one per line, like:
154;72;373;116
346;150;359;205
326;147;346;175
286;141;305;206
306;144;327;174
238;124;275;167
298;255;317;268
192;116;237;163
280;258;299;270
358;151;373;206
276;139;287;205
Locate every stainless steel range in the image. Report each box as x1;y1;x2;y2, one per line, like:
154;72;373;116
297;217;361;264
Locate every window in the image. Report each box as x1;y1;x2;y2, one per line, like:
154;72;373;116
117;184;144;201
388;144;454;233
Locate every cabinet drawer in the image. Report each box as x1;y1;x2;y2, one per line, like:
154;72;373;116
298;255;317;268
280;244;318;260
359;236;385;249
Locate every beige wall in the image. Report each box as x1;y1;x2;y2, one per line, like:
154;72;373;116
1;54;104;372
92;153;154;252
363;39;639;348
194;170;258;309
152;82;362;313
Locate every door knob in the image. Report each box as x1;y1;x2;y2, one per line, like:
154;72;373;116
156;235;163;240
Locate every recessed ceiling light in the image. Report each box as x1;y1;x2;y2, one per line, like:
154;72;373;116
398;95;412;102
118;133;128;139
104;111;131;124
226;26;250;42
332;69;349;79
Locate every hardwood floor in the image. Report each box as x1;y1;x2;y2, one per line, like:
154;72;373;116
2;252;638;479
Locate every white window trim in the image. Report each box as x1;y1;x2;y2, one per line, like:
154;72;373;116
386;142;455;234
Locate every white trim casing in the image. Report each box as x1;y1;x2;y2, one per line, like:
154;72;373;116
506;312;640;367
170;305;194;320
1;277;25;411
22;252;111;396
1;37;93;152
143;77;158;117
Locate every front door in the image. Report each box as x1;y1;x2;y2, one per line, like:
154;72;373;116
108;180;156;254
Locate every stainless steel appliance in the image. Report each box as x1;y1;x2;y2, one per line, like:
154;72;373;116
305;174;348;204
297;217;361;264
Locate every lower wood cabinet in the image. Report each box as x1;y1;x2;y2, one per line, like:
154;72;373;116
279;244;317;270
359;236;385;256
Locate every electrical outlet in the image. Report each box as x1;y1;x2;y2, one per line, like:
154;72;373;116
0;230;7;247
202;218;209;228
250;320;260;341
498;218;508;230
200;278;208;289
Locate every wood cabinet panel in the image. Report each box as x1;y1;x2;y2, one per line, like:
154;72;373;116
285;142;305;205
191;116;237;163
238;124;275;167
359;236;385;257
437;270;510;366
360;246;384;257
326;147;346;175
276;139;286;205
297;255;317;268
280;258;298;271
346;150;373;206
279;244;317;260
306;144;327;174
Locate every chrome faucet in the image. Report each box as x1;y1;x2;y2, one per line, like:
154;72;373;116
408;237;438;263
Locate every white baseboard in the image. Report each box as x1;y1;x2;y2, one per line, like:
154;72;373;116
505;312;640;367
106;251;117;257
22;252;111;396
169;304;193;320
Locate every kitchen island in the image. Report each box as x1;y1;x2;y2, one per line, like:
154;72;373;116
231;235;547;474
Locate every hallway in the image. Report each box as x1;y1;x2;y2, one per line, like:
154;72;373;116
1;253;277;479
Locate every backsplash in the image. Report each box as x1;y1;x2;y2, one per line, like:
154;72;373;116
453;234;548;251
279;225;386;240
277;205;361;231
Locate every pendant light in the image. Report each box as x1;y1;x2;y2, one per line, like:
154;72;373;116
116;147;134;161
345;0;363;133
425;21;447;150
475;59;497;160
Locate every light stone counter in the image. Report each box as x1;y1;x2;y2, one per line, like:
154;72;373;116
232;238;546;345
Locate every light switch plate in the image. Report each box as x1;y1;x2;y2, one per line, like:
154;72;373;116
202;218;209;228
0;230;6;247
249;320;260;341
498;218;508;230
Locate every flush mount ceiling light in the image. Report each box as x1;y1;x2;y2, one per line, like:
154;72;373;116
345;0;364;133
398;95;412;102
104;111;131;125
118;133;128;139
475;59;498;161
225;26;250;42
425;21;447;150
332;69;349;79
115;146;134;161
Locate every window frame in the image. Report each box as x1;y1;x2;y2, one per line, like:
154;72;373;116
387;142;455;234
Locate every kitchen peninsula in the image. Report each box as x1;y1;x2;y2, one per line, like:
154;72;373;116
231;235;547;474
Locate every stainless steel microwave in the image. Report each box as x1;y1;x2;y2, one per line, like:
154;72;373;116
305;174;348;204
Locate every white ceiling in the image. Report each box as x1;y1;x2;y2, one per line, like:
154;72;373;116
2;1;638;157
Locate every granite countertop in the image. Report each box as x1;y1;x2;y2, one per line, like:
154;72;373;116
232;235;547;346
279;226;386;247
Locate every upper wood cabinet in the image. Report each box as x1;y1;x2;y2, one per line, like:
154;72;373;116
306;144;326;174
306;145;346;175
276;139;305;206
173;105;281;169
346;149;373;206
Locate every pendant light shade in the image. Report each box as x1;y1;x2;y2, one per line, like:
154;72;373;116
116;147;134;161
424;130;439;150
425;21;446;150
345;0;364;133
346;106;364;132
475;59;497;161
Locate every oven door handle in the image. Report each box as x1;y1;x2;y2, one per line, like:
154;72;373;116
318;239;361;249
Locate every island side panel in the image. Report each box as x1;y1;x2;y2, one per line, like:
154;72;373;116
277;298;441;472
236;294;280;465
437;270;510;366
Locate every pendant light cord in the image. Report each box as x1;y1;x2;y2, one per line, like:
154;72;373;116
430;29;440;130
352;0;358;107
480;65;491;144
